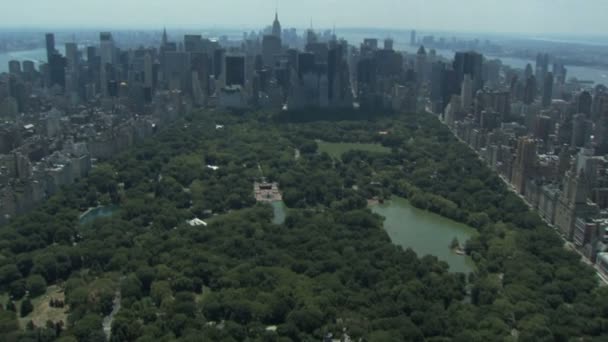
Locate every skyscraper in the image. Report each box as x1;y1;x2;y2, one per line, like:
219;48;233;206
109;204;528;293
542;72;553;108
213;49;225;79
65;42;78;70
8;60;21;75
184;35;203;53
384;38;394;51
48;53;67;90
164;51;191;93
577;91;593;117
416;46;427;85
262;35;281;69
45;33;55;63
144;52;153;88
224;55;246;87
100;32;115;66
429;62;446;112
162;27;168;47
523;75;537;105
272;11;282;38
410;30;416;46
536;53;550;88
572;113;592;148
453;51;483;92
512;137;537;194
461;74;473;112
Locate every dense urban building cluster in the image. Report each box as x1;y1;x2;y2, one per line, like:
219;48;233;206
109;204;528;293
0;13;430;224
439;47;608;275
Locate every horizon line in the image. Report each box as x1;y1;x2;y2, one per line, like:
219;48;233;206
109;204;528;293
1;25;608;40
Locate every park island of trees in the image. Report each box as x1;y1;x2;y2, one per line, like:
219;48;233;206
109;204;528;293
1;109;608;341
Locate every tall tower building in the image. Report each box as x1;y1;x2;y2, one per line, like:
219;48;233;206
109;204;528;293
572;113;592;148
8;61;21;75
555;162;597;239
144;52;153;88
461;74;473;112
416;46;427;84
523;75;537;105
224;55;246;87
576;91;592;117
384;38;394;51
453;51;483;92
272;11;282;38
524;63;533;80
99;32;114;66
410;30;416;46
45;33;55;63
48;53;67;90
536;53;550;88
542;72;553;108
65;42;78;70
262;35;281;68
162;27;168;47
511;137;537;194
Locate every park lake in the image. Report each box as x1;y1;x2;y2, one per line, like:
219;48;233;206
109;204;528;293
371;197;477;273
315;141;476;272
79;205;119;225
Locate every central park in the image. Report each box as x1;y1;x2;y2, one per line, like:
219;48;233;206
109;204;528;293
1;109;607;341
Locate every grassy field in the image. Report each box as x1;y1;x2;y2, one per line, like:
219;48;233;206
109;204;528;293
316;140;391;159
16;285;68;329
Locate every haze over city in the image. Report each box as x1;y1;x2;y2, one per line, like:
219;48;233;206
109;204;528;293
1;0;608;36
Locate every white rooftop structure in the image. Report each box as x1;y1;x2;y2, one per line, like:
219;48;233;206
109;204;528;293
187;218;208;227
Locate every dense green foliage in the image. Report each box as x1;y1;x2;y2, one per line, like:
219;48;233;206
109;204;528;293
0;110;606;341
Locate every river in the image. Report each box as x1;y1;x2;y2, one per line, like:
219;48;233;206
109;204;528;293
0;47;64;73
371;196;477;273
340;31;608;85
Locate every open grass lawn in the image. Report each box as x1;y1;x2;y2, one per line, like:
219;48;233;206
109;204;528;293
17;285;68;329
316;140;391;158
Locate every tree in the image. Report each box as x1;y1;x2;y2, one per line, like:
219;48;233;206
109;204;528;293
0;310;19;334
5;300;16;312
121;275;143;300
151;281;172;306
72;313;103;341
20;298;34;317
88;164;118;194
0;264;21;286
450;237;461;250
286;307;323;334
26;274;48;298
8;279;26;300
136;266;156;294
111;316;143;342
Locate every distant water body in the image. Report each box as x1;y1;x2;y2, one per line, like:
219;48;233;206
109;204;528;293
339;30;608;86
0;46;65;73
1;31;606;86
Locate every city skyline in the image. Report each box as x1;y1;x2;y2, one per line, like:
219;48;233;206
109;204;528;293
1;0;608;36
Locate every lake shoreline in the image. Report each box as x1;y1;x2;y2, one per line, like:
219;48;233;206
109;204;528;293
371;196;477;273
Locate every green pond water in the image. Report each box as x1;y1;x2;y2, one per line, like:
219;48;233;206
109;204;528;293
316;141;391;159
371;197;477;273
272;201;287;225
79;205;119;225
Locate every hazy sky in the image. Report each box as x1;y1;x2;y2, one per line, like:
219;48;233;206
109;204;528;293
1;0;607;36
